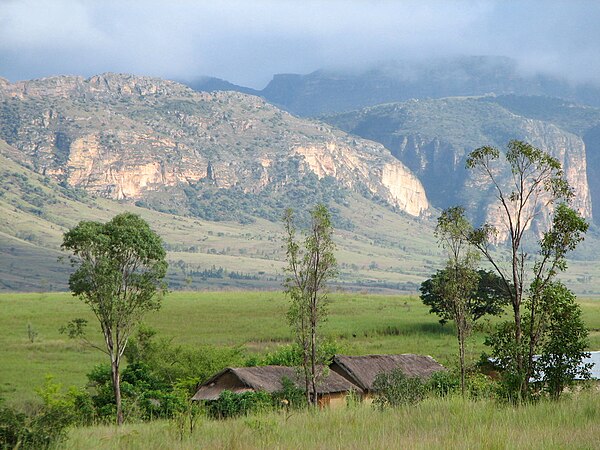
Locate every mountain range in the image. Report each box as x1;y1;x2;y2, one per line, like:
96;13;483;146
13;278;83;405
2;56;600;293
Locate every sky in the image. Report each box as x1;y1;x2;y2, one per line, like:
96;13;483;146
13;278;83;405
0;0;599;89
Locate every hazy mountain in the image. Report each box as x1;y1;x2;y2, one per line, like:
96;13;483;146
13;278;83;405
186;57;600;117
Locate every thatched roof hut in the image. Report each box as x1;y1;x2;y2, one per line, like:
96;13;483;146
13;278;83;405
330;354;446;392
192;365;361;401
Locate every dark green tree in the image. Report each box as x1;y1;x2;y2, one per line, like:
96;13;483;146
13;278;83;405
420;269;510;325
283;204;337;407
62;213;168;425
535;282;591;399
466;140;588;399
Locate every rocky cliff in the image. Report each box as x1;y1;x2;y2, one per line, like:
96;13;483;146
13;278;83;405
324;97;593;232
0;73;429;221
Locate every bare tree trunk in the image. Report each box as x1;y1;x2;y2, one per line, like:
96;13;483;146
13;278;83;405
458;326;466;398
111;358;123;425
311;318;317;407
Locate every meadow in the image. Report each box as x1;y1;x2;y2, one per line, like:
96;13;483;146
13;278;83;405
2;291;600;406
66;393;600;449
2;291;600;449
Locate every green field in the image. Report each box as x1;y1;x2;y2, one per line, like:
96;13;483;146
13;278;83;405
2;291;600;406
2;291;600;449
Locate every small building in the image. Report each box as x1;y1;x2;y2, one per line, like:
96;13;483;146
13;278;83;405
587;351;600;380
191;365;362;407
330;354;446;400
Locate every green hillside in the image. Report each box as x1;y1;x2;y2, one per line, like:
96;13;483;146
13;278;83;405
0;142;442;292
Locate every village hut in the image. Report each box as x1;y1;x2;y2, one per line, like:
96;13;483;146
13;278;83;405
330;354;446;400
192;365;362;407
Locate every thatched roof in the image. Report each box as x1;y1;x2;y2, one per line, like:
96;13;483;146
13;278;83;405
331;354;446;391
192;365;361;401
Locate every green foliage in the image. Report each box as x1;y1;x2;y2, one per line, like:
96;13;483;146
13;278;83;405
0;379;78;449
426;370;460;397
178;171;351;229
83;362;189;422
466;140;589;400
421;269;510;325
536;282;592;399
206;390;273;420
433;206;480;397
248;341;340;368
62;212;168;424
372;369;426;409
283;204;338;406
270;377;306;410
484;320;530;402
124;326;246;394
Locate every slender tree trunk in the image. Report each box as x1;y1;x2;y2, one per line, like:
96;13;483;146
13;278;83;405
458;325;466;399
311;321;317;407
111;358;123;425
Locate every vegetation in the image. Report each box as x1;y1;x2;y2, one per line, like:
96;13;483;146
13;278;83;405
420;269;510;325
65;392;600;449
62;213;168;424
431;206;479;396
283;205;338;406
466;140;589;400
372;369;427;408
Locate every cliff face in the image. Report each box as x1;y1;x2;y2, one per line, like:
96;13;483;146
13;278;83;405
324;97;593;233
0;73;429;219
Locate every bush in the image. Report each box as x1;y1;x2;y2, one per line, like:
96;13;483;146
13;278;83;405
0;396;73;449
206;390;272;419
427;370;460;397
372;369;426;409
270;377;306;410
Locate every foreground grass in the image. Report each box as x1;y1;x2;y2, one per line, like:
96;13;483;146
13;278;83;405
66;392;600;449
2;291;599;405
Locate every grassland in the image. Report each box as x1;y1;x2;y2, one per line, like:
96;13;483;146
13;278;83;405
2;291;600;406
65;393;600;449
2;291;600;449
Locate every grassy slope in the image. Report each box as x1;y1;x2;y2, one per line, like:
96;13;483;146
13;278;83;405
1;291;599;406
0;141;445;292
66;393;600;449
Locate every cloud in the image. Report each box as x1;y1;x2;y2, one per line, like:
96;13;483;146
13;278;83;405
0;0;598;88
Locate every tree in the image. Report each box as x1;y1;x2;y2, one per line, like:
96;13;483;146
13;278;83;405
432;206;479;397
283;204;337;407
466;140;588;399
535;281;591;399
62;213;168;425
420;269;510;326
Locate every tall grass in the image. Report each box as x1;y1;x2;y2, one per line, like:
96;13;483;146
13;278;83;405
66;392;600;449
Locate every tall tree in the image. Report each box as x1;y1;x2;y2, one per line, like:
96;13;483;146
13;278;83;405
283;204;337;407
62;213;168;424
466;140;588;398
432;206;479;397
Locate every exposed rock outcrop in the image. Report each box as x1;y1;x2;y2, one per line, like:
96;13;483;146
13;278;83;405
0;74;429;218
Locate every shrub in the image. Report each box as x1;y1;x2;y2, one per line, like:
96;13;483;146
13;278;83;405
0;396;73;449
206;390;272;419
372;369;426;409
271;377;306;410
427;370;460;397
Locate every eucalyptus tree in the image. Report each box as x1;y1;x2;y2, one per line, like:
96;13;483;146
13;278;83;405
283;204;337;406
62;213;168;424
466;140;588;398
432;206;479;397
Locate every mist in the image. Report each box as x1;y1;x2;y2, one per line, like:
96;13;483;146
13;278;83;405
0;0;598;89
